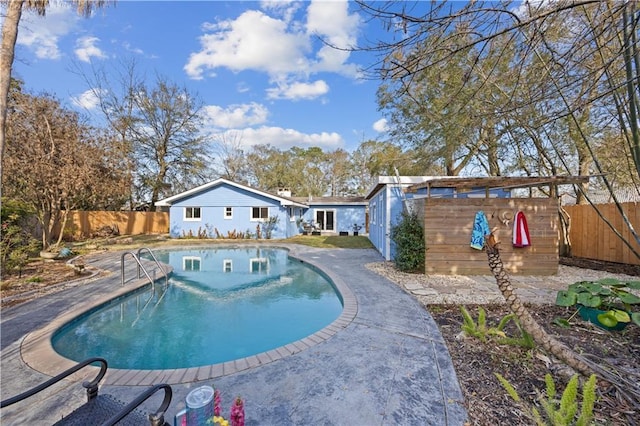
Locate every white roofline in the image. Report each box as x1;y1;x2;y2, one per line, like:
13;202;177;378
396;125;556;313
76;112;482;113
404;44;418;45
364;176;436;200
155;178;308;208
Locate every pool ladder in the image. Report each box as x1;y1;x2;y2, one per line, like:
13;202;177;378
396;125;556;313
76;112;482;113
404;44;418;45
120;247;168;288
121;248;169;326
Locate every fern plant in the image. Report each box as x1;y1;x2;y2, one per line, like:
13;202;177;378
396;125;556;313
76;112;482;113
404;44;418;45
460;306;534;348
496;373;597;425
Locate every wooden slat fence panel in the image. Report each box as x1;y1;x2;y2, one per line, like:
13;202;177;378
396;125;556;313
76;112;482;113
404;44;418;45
564;202;640;265
60;211;169;239
422;198;558;275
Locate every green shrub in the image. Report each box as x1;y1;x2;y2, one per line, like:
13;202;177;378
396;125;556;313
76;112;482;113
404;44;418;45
390;209;425;273
1;198;40;277
263;216;279;239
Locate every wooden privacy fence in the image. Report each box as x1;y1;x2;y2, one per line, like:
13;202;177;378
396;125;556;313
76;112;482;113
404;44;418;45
61;211;169;239
564;202;640;266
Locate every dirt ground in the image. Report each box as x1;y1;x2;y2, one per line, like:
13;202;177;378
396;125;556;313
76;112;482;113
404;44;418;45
430;304;639;425
2;255;639;425
0;258;87;307
430;257;640;425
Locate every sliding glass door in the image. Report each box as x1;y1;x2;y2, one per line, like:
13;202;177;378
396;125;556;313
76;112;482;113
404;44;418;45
315;210;335;231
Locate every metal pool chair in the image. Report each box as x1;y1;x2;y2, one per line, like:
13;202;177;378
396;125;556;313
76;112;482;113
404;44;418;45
0;357;172;425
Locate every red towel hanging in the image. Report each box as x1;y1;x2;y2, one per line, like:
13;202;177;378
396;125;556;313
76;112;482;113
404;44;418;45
513;211;531;247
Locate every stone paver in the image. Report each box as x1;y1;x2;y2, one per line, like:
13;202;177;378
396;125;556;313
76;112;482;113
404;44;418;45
373;261;638;306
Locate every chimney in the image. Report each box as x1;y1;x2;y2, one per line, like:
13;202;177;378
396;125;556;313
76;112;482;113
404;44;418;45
277;187;291;197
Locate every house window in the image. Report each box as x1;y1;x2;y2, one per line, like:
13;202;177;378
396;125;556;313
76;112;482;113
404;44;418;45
288;207;295;222
184;207;201;221
251;207;269;221
224;207;233;219
223;259;232;273
183;256;201;271
250;258;268;273
371;203;376;224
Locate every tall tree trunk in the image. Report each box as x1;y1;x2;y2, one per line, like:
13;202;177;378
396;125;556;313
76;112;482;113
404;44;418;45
569;108;593;205
558;203;572;257
483;234;593;377
0;0;25;198
481;124;500;176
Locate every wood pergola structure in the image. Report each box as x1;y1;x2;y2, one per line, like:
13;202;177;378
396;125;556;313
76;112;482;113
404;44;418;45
407;175;591;198
405;175;593;275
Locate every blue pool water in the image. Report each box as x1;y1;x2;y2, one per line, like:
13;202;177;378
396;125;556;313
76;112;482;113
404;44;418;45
52;247;343;370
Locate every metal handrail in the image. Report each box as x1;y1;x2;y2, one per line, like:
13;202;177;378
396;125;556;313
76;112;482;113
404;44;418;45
103;383;172;426
120;252;157;288
0;357;108;408
137;247;168;287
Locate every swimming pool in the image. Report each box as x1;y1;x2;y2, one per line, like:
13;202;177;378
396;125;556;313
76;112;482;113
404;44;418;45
51;247;343;370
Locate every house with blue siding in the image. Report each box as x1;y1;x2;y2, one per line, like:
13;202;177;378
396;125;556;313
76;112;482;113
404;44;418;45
365;176;511;261
156;178;367;239
291;196;368;235
155;178;308;239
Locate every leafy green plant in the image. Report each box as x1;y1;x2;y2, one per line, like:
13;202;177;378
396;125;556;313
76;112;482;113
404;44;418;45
555;278;640;328
500;314;536;348
460;306;535;347
496;372;597;426
262;216;280;239
1;198;41;277
389;209;425;273
461;305;493;341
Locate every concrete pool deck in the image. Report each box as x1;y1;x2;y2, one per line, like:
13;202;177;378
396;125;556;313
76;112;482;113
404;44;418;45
1;245;468;425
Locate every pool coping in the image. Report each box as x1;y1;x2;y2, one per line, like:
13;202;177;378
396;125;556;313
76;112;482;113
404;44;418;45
20;245;358;386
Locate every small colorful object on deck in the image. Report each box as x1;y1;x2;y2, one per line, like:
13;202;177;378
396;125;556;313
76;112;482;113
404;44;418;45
185;385;215;425
230;397;245;426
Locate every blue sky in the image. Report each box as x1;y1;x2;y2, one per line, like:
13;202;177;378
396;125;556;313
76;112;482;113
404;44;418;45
11;0;392;153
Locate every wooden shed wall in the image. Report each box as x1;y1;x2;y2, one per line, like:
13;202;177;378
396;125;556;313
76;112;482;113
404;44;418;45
422;198;558;275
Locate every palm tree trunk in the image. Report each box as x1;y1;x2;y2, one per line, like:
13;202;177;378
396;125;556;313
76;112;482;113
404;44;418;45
484;234;593;378
0;0;25;195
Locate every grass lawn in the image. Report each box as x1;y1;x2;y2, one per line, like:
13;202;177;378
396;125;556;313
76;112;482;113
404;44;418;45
284;235;373;249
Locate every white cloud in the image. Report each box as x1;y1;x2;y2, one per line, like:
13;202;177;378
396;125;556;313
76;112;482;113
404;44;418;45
184;0;360;81
236;82;250;93
260;0;301;23
373;118;388;133
122;41;144;56
71;89;101;110
75;36;107;62
512;0;551;19
184;10;309;80
266;80;329;100
202;101;343;150
306;0;360;75
17;4;80;60
215;126;343;151
202;102;269;129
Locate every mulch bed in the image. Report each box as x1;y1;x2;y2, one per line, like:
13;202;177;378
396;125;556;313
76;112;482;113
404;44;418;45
430;303;640;425
430;255;639;425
